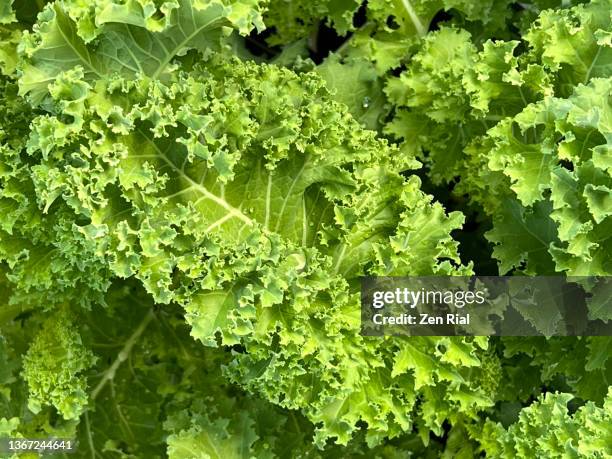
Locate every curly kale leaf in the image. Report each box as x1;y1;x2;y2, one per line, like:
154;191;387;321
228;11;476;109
22;312;97;420
384;0;611;275
18;0;266;104
0;0;488;449
476;389;612;458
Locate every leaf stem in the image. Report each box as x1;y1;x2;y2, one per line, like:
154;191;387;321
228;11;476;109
90;309;156;400
401;0;427;37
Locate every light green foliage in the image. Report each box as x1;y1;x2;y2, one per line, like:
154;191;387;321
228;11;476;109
477;390;612;458
263;0;361;45
0;1;16;25
0;0;611;457
385;0;610;184
315;54;388;130
22;312;96;420
485;79;611;275
1;0;483;452
351;0;516;71
19;0;266;104
383;0;611;275
4;0;478;441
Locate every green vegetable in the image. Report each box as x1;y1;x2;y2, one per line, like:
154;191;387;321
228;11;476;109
0;0;610;457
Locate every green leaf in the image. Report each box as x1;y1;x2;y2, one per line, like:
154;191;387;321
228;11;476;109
263;0;361;45
19;0;265;104
10;36;472;448
586;278;612;322
477;390;612;458
22;310;97;420
486;199;559;275
0;1;16;25
316;54;388;131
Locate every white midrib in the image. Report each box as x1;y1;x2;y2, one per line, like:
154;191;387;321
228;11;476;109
138;128;254;227
332;244;348;275
84;413;96;459
138;130;318;246
584;46;603;84
91;309;156;400
400;0;427;37
264;172;273;230
55;8;102;78
179;169;253;226
274;158;309;233
332;205;391;275
302;196;309;246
